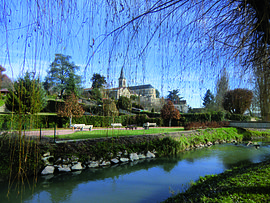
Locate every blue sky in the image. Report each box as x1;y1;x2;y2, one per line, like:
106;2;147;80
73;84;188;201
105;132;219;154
0;0;254;108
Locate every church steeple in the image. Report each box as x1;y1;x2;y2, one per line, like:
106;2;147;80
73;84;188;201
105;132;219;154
119;67;126;88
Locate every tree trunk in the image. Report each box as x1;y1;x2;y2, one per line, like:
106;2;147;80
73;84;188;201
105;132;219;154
169;119;171;127
69;115;72;127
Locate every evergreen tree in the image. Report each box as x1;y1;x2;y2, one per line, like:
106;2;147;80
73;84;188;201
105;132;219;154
156;89;160;98
167;89;183;104
6;72;46;114
203;89;214;108
44;54;81;98
91;73;107;89
215;69;229;110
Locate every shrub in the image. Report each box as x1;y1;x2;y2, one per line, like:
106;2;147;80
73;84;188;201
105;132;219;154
226;113;251;121
184;121;230;130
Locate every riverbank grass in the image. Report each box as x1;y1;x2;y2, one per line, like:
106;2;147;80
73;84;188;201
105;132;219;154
164;160;270;202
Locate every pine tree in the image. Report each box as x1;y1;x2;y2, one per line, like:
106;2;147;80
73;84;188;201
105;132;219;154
6;72;46;114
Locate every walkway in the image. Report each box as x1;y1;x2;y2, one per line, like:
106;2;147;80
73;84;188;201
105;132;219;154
21;127;147;137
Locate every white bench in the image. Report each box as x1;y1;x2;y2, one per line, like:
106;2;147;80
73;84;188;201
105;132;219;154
111;123;122;128
82;125;93;131
71;124;93;131
143;122;157;129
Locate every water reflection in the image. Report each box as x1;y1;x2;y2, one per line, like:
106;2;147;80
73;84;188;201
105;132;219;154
1;142;270;203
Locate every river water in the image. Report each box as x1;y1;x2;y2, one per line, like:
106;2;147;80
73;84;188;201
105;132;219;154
1;139;270;203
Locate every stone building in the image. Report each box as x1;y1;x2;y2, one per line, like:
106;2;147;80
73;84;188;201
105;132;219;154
110;67;157;101
107;67;162;110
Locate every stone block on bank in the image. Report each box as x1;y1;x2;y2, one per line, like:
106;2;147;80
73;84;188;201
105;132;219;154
120;158;129;162
111;158;119;164
88;161;99;168
100;161;111;166
138;154;146;159
43;152;50;157
146;151;155;158
58;165;71;172
42;156;54;166
71;162;84;171
41;166;55;175
129;153;139;161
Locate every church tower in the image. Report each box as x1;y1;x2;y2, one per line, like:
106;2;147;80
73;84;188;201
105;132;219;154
119;67;126;88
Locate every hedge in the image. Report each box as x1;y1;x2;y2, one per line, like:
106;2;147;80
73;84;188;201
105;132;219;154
225;113;251;121
0;111;250;130
0;114;162;130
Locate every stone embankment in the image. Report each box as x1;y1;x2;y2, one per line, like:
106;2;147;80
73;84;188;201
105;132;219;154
41;150;156;175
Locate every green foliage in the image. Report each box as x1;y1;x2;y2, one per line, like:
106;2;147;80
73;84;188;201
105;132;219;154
91;73;106;88
203;89;215;108
131;102;144;110
117;96;131;110
44;54;81;98
90;88;103;105
215;69;229;110
0;98;5;107
180;111;226;125
0;133;41;181
167;89;183;103
226;113;251;121
223;88;253;115
42;99;65;113
5;72;47;114
103;99;119;116
0;114;70;129
155;89;160;98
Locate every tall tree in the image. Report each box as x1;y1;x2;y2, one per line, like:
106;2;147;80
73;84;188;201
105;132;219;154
117;96;131;110
103;98;119;117
57;93;84;126
90;88;103;105
167;89;183;104
6;72;46;114
215;69;229;110
160;100;180;127
91;73;107;89
44;54;81;98
223;88;253;115
203;89;214;108
155;89;160;98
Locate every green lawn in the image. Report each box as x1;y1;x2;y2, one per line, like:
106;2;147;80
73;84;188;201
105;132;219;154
46;127;184;139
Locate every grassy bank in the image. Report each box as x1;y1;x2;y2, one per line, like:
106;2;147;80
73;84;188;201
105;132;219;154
163;128;270;203
164;160;270;202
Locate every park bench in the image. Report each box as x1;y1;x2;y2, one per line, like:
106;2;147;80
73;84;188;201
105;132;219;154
111;123;122;128
143;122;157;130
71;124;93;131
125;124;137;130
82;125;93;131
